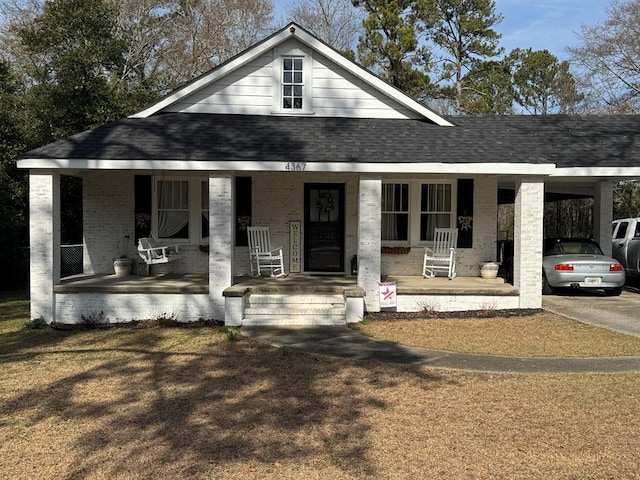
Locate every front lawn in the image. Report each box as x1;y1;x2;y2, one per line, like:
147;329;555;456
1;291;639;479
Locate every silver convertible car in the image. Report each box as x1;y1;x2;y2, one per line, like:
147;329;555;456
542;238;625;296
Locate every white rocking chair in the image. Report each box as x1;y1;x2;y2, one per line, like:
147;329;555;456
247;226;286;278
137;235;180;275
423;228;458;280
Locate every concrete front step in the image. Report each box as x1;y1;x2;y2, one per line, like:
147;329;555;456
246;293;345;306
242;293;347;326
242;316;347;326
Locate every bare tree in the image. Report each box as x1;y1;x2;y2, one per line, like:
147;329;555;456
0;0;276;94
288;0;363;51
568;0;640;113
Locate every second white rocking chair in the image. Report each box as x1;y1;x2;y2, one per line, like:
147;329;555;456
247;226;286;277
423;228;458;280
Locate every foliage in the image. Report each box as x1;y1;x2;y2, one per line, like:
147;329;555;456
614;180;640;219
217;326;240;341
509;48;582;115
568;0;640;113
0;59;29;289
289;0;363;52
353;0;434;98
428;0;503;113
24;316;47;330
458;59;514;114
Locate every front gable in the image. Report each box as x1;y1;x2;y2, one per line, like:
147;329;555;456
132;23;452;125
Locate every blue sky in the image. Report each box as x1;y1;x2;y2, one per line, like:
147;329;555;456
274;0;611;60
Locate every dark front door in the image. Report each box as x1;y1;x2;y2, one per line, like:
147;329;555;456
304;183;345;273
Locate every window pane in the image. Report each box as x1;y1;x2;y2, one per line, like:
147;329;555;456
382;183;409;241
283;85;292;96
420;214;451;241
382;213;408;241
283;98;292;109
283;72;292;83
293;97;303;109
201;181;208;210
294;72;302;83
284;58;292;70
421;183;451;212
293;85;302;96
157;180;189;239
293;58;303;69
158;211;189;239
616;222;628;239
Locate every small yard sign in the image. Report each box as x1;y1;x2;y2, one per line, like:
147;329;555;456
379;281;397;308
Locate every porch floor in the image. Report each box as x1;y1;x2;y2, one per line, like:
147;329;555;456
55;273;517;296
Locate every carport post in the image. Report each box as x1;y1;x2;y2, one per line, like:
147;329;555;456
594;181;613;257
513;177;544;309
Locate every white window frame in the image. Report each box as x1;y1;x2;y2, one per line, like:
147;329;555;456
382;179;457;246
272;46;313;114
382;183;410;243
152;176;209;244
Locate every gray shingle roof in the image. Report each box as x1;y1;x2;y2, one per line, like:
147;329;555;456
21;113;640;168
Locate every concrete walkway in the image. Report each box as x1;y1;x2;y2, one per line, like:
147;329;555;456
241;325;640;374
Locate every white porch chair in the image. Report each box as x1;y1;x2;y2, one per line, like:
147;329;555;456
247;226;286;277
137;235;180;275
423;228;458;279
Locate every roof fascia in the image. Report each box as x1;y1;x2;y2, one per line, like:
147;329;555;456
552;167;640;177
130;23;452;126
17;158;555;175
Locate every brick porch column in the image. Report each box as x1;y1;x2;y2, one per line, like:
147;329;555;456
29;170;61;323
513;177;544;309
358;175;381;312
594;181;613;257
209;174;234;321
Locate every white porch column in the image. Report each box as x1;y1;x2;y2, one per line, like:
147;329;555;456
513;177;544;309
209;174;234;321
29;170;61;323
594;181;614;257
358;175;381;312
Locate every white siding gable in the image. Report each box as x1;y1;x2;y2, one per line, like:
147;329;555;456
164;38;421;119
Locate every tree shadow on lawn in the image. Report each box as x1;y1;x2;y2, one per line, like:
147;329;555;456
1;332;448;478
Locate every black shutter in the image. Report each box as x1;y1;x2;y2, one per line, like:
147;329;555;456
135;175;152;243
456;179;473;248
235;177;252;246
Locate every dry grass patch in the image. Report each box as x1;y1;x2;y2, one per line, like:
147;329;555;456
2;291;640;478
1;322;639;479
356;311;640;357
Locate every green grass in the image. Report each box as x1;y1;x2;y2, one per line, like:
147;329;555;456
0;290;29;333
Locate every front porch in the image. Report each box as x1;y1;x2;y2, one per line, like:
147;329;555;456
53;273;519;325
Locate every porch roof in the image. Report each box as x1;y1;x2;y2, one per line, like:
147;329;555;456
18;113;640;171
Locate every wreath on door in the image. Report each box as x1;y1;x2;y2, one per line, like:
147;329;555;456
315;191;335;218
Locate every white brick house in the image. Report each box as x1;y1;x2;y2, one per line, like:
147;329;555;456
17;23;640;326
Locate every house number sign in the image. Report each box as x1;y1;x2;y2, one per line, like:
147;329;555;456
285;162;307;171
290;221;301;273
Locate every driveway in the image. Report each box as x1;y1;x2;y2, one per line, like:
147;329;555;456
543;285;640;337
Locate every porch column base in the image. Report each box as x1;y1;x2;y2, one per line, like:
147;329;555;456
345;290;365;323
225;295;244;327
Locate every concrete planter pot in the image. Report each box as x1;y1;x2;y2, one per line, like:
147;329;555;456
113;257;134;277
479;261;500;279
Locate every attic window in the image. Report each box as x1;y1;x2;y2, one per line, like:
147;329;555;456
282;57;303;109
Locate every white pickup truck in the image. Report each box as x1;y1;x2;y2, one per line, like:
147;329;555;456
612;218;640;277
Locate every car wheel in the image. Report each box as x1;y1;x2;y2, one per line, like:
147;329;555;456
542;274;555;295
604;287;623;296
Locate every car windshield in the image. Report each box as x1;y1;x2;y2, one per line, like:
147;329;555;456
546;240;603;256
